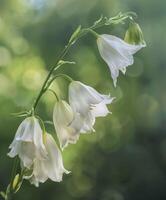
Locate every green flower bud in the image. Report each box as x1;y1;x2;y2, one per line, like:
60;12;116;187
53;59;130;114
124;22;146;46
12;174;20;190
12;173;23;193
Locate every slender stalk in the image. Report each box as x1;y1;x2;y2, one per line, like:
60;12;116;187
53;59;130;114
4;158;19;200
32;43;72;111
46;73;73;91
47;89;59;101
10;158;19;186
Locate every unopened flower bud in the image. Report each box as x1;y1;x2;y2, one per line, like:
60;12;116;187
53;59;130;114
12;174;20;191
124;22;146;46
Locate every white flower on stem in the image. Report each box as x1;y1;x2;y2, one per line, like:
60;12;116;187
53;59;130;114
69;81;114;133
97;34;146;87
24;133;69;187
53;100;82;150
8;116;47;169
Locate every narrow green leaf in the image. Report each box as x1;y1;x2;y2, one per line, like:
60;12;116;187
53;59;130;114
93;15;103;26
57;60;76;67
0;191;6;199
69;25;81;43
44;121;54;125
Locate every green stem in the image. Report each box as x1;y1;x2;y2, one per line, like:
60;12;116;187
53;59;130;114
32;43;72;111
10;158;19;186
87;29;99;38
5;158;19;200
46;73;73;91
47;89;59;101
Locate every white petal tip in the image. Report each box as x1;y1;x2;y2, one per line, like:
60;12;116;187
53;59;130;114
7;153;12;158
60;136;80;150
7;151;16;158
65;170;71;175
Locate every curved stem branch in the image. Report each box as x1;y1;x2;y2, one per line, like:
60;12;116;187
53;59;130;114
47;89;59;101
46;73;73;91
32;43;72;111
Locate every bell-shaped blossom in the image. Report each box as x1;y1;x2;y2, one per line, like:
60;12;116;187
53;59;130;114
53;100;82;150
24;133;69;187
69;81;114;133
8;116;47;169
97;34;146;87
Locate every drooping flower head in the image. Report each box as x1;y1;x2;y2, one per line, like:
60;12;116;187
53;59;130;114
69;81;114;133
24;133;69;187
97;34;146;87
53;100;82;150
8;116;47;169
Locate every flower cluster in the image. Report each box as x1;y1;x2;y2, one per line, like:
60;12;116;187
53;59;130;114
54;81;114;150
8;117;69;187
8;81;114;186
7;18;146;189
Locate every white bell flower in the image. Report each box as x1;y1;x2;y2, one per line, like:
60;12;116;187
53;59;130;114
97;34;146;87
8;116;47;169
24;133;69;187
69;81;114;133
53;100;82;150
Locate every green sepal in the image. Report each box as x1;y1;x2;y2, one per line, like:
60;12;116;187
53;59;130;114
11;110;31;118
57;60;76;67
44;121;54;126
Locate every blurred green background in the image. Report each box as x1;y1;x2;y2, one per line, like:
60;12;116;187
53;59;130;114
0;0;166;200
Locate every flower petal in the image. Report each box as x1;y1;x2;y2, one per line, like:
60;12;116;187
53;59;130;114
69;81;103;116
91;102;111;117
19;142;36;168
69;81;114;133
97;34;145;87
33;118;47;159
25;133;69;186
8;116;47;168
15;118;33;142
42;134;69;181
53;100;81;149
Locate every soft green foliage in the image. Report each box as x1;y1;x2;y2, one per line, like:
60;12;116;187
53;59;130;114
0;0;166;200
